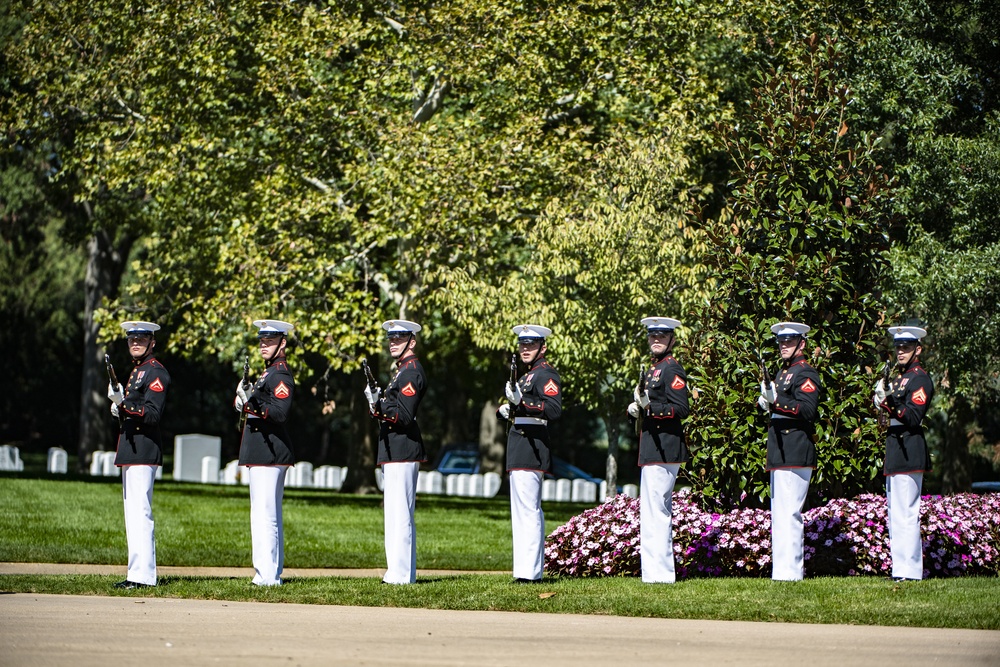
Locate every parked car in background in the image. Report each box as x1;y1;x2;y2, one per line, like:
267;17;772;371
971;481;1000;493
432;443;605;485
433;443;482;475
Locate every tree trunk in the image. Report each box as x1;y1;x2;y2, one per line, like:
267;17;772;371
77;229;132;473
441;358;468;444
479;400;508;495
604;413;619;499
343;371;378;494
940;394;974;493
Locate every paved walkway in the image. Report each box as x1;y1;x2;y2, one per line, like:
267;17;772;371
3;593;999;666
2;564;999;666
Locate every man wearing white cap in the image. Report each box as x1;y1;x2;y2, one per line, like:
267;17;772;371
628;317;689;583
758;321;820;581
365;319;427;584
107;321;171;589
236;319;295;586
874;325;934;581
497;324;561;583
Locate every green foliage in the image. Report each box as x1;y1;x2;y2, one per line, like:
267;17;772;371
883;118;1000;408
4;0;997;488
0;149;86;443
845;0;1000;482
685;36;895;504
442;128;711;401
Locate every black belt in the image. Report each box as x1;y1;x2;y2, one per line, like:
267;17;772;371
770;418;813;432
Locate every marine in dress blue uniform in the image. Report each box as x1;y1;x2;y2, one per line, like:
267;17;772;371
758;322;820;581
236;319;295;586
874;325;934;581
627;317;689;583
365;319;427;584
497;324;561;583
107;321;170;589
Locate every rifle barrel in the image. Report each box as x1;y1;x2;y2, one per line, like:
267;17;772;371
507;353;517;432
238;356;251;433
104;354;119;387
361;358;378;391
878;357;893;429
634;364;646;437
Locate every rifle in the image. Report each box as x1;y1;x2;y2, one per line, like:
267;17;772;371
756;346;772;414
634;364;647;437
104;353;120;388
507;353;517;434
877;355;894;430
105;354;123;424
238;356;251;433
361;357;378;392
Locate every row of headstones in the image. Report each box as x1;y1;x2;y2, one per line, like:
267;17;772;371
210;459;350;489
24;435;640;502
0;445;74;475
88;450;164;479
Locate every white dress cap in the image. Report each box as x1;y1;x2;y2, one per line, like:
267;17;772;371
120;321;161;335
771;321;811;337
381;319;422;334
253;319;294;336
888;325;927;341
512;324;551;340
641;316;681;332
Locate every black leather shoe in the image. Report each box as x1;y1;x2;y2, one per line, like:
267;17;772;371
114;580;153;590
513;577;541;584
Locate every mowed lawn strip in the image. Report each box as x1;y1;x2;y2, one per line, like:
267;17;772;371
2;574;998;630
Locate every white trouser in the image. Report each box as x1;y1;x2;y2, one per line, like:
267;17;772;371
887;472;924;580
121;465;158;586
510;470;545;581
770;468;812;581
640;463;681;583
382;461;419;584
248;466;288;586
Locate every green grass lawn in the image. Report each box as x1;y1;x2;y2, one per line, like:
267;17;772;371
0;475;579;568
2;475;999;629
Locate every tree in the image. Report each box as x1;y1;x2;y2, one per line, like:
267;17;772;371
846;0;1000;490
442;128;712;494
684;35;895;504
0;149;86;447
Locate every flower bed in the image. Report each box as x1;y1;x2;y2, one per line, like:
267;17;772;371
544;489;1000;578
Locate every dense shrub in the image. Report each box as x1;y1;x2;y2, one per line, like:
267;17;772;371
545;490;1000;579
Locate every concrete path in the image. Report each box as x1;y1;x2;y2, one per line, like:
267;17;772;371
2;593;999;667
3;565;999;666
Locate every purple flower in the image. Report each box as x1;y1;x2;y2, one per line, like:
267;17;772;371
544;490;1000;579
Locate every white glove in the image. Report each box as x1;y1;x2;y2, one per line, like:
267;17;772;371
757;394;769;411
235;382;249;412
498;403;512;419
627;402;640;419
110;402;120;418
633;386;650;409
505;381;522;405
873;379;886;406
107;382;124;406
759;380;776;404
364;384;381;407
